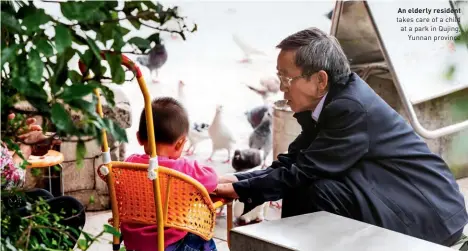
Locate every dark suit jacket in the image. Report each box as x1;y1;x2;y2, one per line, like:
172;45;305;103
233;72;467;244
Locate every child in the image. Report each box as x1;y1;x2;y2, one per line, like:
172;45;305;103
121;97;218;251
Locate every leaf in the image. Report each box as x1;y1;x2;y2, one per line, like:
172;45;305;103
103;118;127;143
99;84;116;107
22;8;51;32
112;33;125;51
118;27;131;37
89;194;95;204
50;48;75;95
68;70;82;84
1;44;19;66
35;40;54;57
79;49;94;70
191;23;198;32
27;49;44;83
77;239;88;250
105;53;125;84
445;65;456;80
178;32;186;41
12;76;29;93
105;1;118;9
147;33;161;45
72;33;88;46
1;11;21;32
60;84;95;101
103;224;121;238
129;19;141;29
61;1;106;23
100;23;116;42
86;38;101;59
60;1;84;21
51;103;74;132
142;1;161;11
55;24;72;53
127;37;151;52
82;232;94;243
68;99;96;115
76;140;86;168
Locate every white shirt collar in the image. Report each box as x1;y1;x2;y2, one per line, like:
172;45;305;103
312;93;328;122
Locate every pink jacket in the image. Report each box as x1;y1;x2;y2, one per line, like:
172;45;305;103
121;154;218;251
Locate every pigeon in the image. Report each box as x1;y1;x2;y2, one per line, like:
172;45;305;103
185;122;210;156
246;76;280;103
232;149;262;172
136;43;168;83
248;111;272;167
207;105;237;163
233;197;269;225
178;80;187;109
232;165;270;223
232;33;267;63
245;105;271;129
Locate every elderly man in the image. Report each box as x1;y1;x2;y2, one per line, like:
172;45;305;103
215;27;467;246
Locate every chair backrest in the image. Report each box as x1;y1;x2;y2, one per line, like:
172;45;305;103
104;161;217;240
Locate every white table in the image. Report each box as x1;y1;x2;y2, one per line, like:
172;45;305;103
230;211;453;251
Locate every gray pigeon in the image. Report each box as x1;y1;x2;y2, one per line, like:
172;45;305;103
232;149;262;172
248;111;272;167
136;44;168;83
245;105;271;129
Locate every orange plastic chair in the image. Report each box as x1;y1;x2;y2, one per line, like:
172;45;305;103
79;52;233;251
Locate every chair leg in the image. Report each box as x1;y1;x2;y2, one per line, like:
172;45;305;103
48;166;52;194
112;234;121;251
227;202;233;248
59;164;64;196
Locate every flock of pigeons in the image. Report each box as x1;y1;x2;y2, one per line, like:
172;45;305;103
177;78;280;173
135;30;281;171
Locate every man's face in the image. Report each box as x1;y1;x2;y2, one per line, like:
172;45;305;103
276;50;327;113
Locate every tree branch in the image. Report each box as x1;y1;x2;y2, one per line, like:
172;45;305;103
140;22;180;34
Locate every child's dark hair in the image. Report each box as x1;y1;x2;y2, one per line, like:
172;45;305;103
138;97;189;144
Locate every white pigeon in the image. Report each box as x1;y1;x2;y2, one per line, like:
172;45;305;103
207;105;237;163
246;76;280;103
233;198;269;225
186;122;210;156
232;33;267;64
178;80;188;109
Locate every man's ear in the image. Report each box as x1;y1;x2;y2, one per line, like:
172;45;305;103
317;70;329;94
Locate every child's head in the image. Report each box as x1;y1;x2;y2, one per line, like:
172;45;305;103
136;97;189;159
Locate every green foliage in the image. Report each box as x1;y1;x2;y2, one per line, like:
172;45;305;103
1;0;196;250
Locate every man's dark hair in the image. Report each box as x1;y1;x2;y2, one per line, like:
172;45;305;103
138;97;189;144
276;27;351;85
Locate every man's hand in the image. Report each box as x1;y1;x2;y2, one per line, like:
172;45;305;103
218;174;239;184
214;183;239;199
